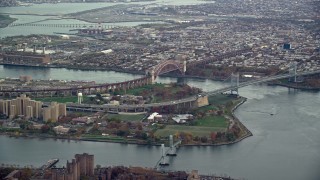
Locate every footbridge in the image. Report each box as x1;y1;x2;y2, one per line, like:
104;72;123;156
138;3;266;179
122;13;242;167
155;135;182;169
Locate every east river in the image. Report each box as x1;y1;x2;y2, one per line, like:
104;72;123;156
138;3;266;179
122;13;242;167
0;65;320;180
0;1;320;179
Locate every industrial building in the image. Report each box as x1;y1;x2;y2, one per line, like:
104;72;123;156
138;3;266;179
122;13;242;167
3;51;50;65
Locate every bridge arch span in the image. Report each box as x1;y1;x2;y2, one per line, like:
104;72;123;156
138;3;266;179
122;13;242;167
147;60;186;83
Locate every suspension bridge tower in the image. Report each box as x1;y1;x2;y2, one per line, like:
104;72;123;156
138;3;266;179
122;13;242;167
289;62;297;82
231;73;239;95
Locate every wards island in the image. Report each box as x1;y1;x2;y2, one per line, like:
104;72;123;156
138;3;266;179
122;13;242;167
0;78;251;147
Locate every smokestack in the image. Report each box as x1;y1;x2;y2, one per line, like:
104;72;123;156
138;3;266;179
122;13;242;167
33;45;36;53
15;44;19;51
42;44;46;54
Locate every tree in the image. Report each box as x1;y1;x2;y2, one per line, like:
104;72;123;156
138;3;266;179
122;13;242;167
210;132;217;141
226;132;235;141
20;168;32;180
20;124;26;130
200;136;208;143
179;132;193;144
41;125;50;133
137;123;143;131
117;124;129;136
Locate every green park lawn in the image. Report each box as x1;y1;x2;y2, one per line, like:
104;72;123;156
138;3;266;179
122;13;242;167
116;83;165;96
208;94;236;105
195;116;228;128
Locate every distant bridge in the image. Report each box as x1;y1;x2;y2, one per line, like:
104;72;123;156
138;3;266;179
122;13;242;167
5;23;121;29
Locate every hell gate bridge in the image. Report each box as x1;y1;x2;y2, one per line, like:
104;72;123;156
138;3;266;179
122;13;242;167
0;59;187;97
146;59;186;83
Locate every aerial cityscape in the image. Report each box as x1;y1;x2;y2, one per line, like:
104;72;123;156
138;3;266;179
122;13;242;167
0;0;319;179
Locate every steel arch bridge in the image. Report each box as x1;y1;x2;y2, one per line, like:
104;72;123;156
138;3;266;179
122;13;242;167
147;60;186;82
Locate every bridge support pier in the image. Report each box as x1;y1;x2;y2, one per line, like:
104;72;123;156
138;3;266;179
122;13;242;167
159;144;169;166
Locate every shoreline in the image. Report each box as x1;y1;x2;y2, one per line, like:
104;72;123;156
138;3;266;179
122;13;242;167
0;97;253;147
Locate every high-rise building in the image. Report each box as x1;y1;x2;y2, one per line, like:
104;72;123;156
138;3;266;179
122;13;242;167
0;94;66;121
9;105;16;119
50;102;59;122
43;102;66;122
26;106;33;119
0;94;43;120
51;153;94;180
59;104;67;117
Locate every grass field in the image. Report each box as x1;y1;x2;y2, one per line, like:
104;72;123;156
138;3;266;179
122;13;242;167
196;104;218;113
34;96;89;103
107;114;146;121
195;116;228;128
154;125;226;137
208;94;236;105
117;83;165;96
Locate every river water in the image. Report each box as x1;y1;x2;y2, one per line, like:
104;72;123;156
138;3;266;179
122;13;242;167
0;0;212;38
1;1;320;179
0;65;319;180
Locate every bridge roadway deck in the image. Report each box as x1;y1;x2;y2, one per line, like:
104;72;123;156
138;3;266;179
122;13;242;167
0;76;148;93
63;70;320;110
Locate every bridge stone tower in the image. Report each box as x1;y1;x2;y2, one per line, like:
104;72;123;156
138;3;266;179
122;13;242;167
150;68;156;84
231;73;239;95
289;62;297;82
